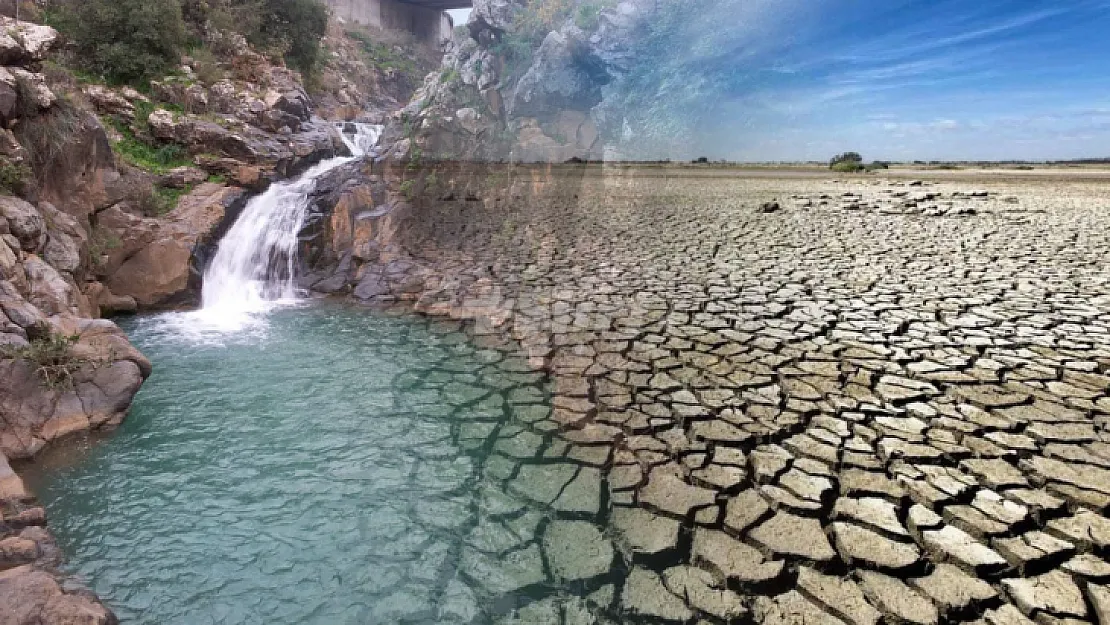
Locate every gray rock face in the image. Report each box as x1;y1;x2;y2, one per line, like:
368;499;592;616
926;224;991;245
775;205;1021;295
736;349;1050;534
0;197;44;252
508;29;604;118
0;17;57;65
470;0;522;32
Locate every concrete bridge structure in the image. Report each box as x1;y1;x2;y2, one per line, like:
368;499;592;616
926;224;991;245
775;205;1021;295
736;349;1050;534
324;0;473;47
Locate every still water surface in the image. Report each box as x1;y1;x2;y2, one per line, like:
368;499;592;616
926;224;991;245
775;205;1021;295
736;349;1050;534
20;303;618;624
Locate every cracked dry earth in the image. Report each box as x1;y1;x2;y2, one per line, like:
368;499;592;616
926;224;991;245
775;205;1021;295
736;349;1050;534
374;167;1110;625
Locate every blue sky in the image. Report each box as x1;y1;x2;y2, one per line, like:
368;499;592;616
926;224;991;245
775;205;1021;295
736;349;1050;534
449;1;1110;161
446;8;471;25
703;0;1110;161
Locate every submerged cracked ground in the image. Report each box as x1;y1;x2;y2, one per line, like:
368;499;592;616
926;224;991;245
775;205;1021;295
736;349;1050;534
340;165;1110;623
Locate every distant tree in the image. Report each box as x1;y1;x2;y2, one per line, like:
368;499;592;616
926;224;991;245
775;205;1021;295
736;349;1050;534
829;152;863;167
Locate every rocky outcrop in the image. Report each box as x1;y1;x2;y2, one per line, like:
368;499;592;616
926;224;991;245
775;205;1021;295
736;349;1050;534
0;21;150;622
0;194;151;453
389;0;661;164
0;564;115;625
312;21;439;122
98;184;247;309
1;451;112;622
0;193;145;624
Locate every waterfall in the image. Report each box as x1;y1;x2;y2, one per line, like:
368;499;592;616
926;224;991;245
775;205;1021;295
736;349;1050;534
200;123;382;318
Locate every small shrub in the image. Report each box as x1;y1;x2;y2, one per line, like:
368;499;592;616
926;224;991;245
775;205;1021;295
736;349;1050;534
220;0;328;77
829;151;864;169
575;2;613;30
88;226;122;271
102;104;190;174
346;29;426;85
831;161;866;173
14;92;84;185
440;68;460;84
191;47;225;85
0;158;30;195
0;326;85;389
130;184;185;217
399;179;414;199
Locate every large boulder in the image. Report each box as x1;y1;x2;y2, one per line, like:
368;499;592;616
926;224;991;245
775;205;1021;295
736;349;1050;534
83;85;135;120
0;315;149;458
35;111;118;220
9;68;55;110
104;184;245;309
470;0;522;33
0;17;58;65
105;239;192;308
0;566;114;625
39;202;86;276
0;67;17;120
0;196;44;252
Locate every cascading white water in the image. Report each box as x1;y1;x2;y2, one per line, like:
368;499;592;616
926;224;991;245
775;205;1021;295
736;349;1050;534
199;123;382;322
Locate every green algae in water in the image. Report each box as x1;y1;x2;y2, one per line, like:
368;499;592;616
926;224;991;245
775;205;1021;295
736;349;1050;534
19;304;620;624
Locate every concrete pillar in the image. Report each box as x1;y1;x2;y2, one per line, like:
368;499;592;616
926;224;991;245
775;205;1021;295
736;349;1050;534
324;0;452;48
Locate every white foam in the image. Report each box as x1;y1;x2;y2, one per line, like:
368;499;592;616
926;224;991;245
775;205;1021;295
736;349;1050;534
153;123;382;342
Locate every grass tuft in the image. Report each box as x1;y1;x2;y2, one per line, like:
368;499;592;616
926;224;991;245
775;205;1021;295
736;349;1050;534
0;325;86;389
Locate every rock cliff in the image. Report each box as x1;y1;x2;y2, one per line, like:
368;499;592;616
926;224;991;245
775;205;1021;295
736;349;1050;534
296;0;671;301
0;18;141;623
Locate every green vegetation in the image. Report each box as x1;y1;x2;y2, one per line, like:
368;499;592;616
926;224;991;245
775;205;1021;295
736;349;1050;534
248;0;329;77
0;326;85;389
50;0;329;86
574;1;614;30
829;152;863;168
0;159;30;196
830;153;890;173
111;132;190;174
346;29;427;85
101;102;192;174
831;161;866;173
13;91;84;185
87;227;122;271
131;184;186;217
399;179;414;199
440;67;460;84
190;46;225;84
49;0;189;85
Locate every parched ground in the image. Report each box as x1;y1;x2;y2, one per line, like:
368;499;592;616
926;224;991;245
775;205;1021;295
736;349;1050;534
388;165;1110;624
